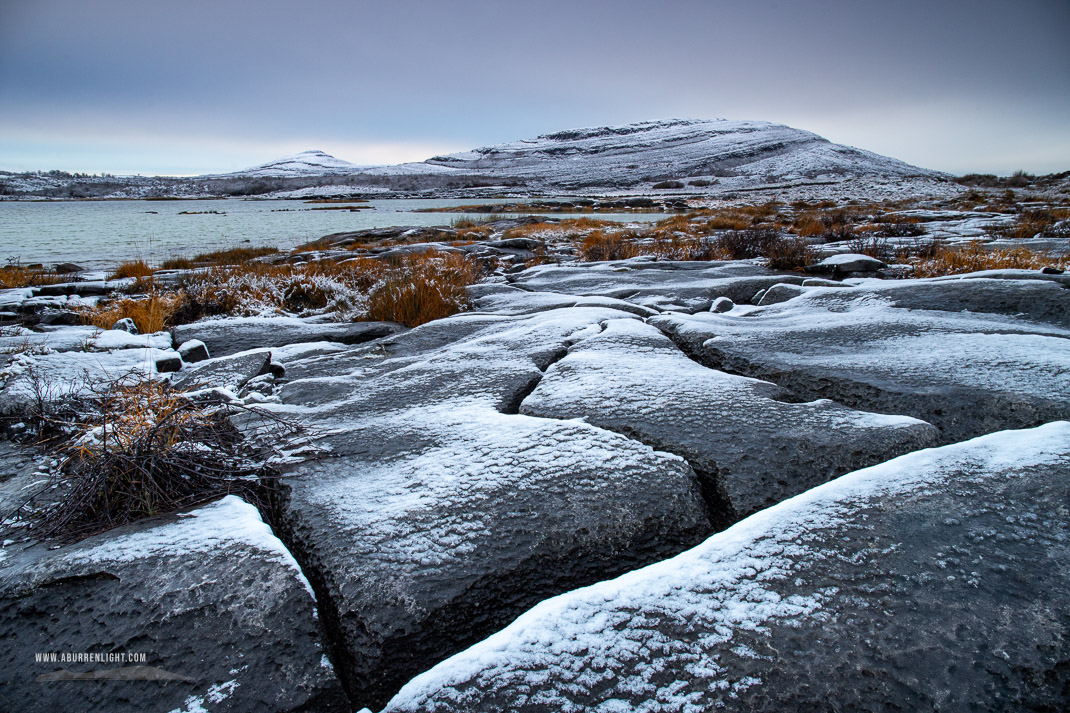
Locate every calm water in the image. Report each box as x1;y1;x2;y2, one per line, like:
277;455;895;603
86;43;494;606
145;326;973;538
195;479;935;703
0;198;668;270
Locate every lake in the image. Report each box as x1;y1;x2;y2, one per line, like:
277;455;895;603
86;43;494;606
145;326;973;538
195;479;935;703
0;198;669;270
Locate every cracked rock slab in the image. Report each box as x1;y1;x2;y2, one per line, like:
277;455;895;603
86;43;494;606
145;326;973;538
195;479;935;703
271;402;710;710
654;279;1070;444
382;422;1070;713
0;496;347;713
521;318;938;520
171;316;404;358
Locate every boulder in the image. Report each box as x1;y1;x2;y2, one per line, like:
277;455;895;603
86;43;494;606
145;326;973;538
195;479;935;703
171;317;403;358
382;423;1070;713
757;282;804;305
154;355;183;373
110;317;137;334
709;296;734;313
0;496;347;713
806;252;886;274
52;262;84;274
36;310;82;326
177;338;210;363
173;351;272;392
520;319;937;521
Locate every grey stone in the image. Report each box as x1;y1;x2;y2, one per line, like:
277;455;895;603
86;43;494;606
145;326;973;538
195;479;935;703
807;252;886;274
263;307;713;708
381;423;1070;713
709;296;734;312
173;351;271;391
520;319;937;521
110;317;137;334
0;496;347;713
36;310;82;326
171;317;403;358
757;282;804;305
52;262;84;274
177;338;210;363
154;355;183;373
654;281;1070;444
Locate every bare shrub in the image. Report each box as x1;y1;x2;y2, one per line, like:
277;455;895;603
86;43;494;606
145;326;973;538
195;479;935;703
718;229;781;259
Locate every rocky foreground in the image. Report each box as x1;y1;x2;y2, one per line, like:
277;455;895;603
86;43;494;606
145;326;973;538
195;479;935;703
1;257;1069;712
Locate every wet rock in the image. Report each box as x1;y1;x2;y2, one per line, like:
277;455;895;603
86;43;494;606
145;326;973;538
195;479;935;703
382;422;1070;713
171;317;403;358
110;317;137;334
0;496;347;713
52;262;84;274
520;319;937;521
177;338;210;363
173;351;271;392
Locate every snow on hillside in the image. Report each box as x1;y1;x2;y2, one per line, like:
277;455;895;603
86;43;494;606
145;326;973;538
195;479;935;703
423;118;946;188
231;150;367;177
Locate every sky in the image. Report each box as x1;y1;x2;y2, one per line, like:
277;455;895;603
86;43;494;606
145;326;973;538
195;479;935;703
1;0;1067;176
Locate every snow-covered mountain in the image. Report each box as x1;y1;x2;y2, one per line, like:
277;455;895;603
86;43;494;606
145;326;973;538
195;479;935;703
233;150;366;177
423;118;944;188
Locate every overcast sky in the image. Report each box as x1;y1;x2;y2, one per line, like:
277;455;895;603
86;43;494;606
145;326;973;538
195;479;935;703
1;0;1067;176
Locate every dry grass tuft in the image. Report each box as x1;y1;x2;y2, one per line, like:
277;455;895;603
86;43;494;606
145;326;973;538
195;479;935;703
910;242;1068;277
365;253;481;327
82;292;181;333
38;376;277;539
108;260;154;280
0;266;65;289
579;231;640;261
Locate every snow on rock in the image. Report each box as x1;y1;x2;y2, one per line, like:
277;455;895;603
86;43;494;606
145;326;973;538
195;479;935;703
230;150;366;177
383;422;1070;713
171;316;403;358
265;306;714;708
653;275;1070;444
507;260;805;312
520;319;937;520
89;329;173;351
272;400;710;710
0;496;348;713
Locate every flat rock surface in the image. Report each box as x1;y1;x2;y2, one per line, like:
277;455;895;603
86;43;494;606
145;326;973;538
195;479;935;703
520;319;937;520
654;278;1070;443
382;422;1070;713
171;316;404;358
263;306;713;708
507;260;802;312
0;496;346;713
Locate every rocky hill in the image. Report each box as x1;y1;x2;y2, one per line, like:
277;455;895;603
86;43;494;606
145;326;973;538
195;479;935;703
1;118;956;199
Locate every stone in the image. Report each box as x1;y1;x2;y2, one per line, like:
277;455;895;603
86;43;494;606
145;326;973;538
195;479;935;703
757;282;804;305
52;262;84;274
0;496;347;713
709;296;734;312
110;317;138;334
654;278;1070;444
36;310;81;326
173;351;272;392
381;423;1070;713
177;338;210;363
154;355;183;373
171;317;404;358
520;319;937;521
806;252;886;274
262;307;714;708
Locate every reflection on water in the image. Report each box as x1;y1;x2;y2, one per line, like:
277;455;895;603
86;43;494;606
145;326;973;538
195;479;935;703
0;198;668;270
